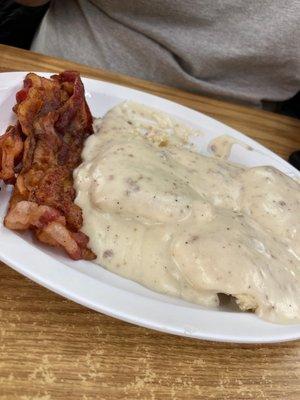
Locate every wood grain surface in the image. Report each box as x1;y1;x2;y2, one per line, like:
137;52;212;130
0;44;299;400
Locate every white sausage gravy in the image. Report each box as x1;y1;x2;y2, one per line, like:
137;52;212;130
74;102;300;324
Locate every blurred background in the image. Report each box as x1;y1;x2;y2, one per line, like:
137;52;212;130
0;0;49;50
0;0;299;118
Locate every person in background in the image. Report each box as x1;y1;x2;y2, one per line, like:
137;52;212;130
2;0;300;116
0;1;49;49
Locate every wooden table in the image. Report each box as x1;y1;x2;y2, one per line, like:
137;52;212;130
0;44;299;400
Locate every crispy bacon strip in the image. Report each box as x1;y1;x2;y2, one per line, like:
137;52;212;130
0;71;95;260
14;72;69;136
4;200;92;260
0;125;23;183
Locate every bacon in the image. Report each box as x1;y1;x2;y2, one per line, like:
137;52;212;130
4;200;92;260
37;223;83;260
14;73;68;136
0;125;23;183
4;201;64;230
0;71;96;260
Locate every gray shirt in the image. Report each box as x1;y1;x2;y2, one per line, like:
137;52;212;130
32;0;300;107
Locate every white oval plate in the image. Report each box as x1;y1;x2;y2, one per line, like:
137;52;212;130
0;71;299;344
